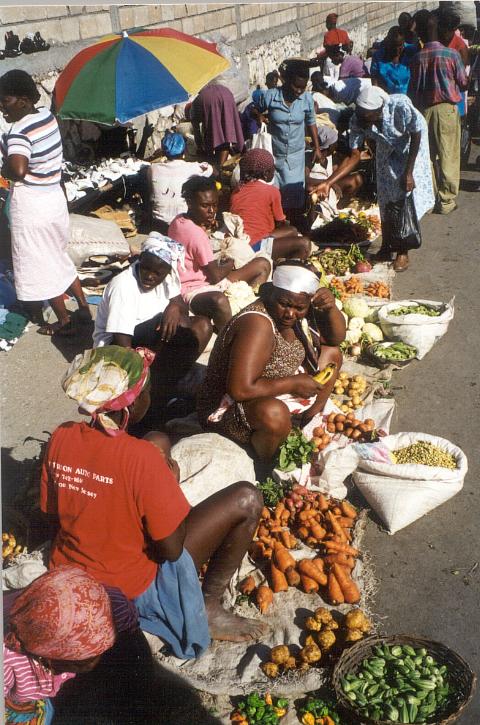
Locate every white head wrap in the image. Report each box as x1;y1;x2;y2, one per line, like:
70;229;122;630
355;86;389;110
141;232;185;283
272;265;320;296
317;125;339;149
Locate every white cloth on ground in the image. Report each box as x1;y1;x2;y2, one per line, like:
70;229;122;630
9;184;77;302
93;261;180;346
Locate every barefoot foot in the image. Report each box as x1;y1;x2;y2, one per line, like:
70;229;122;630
205;601;271;643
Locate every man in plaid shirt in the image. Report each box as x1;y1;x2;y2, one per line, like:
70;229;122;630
409;11;468;214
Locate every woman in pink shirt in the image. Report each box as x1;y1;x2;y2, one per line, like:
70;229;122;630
168;176;270;330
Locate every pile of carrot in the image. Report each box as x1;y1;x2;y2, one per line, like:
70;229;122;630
242;486;362;614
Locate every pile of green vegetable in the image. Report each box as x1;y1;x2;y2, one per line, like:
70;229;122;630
392;441;457;469
389;305;441;318
299;695;341;724
257;477;292;507
341;644;453;723
276;428;315;472
316;244;365;276
371;342;417;362
230;692;288;724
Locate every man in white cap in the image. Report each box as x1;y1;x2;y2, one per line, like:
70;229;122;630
311;87;434;272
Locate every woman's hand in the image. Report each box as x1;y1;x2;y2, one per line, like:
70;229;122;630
289;373;323;399
312;180;331;200
157;303;183;342
312;287;337;313
403;171;415;193
311;147;323;165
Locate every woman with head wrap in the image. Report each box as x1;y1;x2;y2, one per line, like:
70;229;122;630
3;565;135;723
148;131;213;234
198;261;345;465
256;59;323;228
311;86;434;271
40;346;268;652
230;148;311;260
93;232;212;422
0;70;91;335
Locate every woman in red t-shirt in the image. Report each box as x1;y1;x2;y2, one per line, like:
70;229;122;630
230;149;312;260
41;346;267;656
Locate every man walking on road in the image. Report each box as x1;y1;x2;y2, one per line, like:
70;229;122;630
409;12;468;214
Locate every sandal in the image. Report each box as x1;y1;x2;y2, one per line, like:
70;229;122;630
393;253;409;272
37;319;75;337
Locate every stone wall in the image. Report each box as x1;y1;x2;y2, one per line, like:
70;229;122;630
0;3;436;82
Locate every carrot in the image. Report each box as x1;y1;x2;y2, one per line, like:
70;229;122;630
280;510;290;525
323;540;359;556
300;574;319;593
324;553;355;569
298;559;328;586
332;563;360;604
285;566;301;587
318;493;330;511
256;584;274;613
288;533;297;548
273;542;296;572
259;535;275;547
332;506;342;516
281;530;294;549
268;526;283;534
341;500;358;520
327;572;344;604
306;537;318;548
297;526;309;540
249;542;266;560
257;524;270;538
338;516;355;528
312;557;325;574
326;510;348;542
261;507;271;520
264;547;273;560
310;522;327;540
270;561;288;593
274;501;286;520
239;575;256;594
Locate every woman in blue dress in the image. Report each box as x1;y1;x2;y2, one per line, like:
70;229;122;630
312;86;434;272
370;26;418;95
258;59;322;227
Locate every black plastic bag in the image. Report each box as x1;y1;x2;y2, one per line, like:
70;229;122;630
383;194;422;252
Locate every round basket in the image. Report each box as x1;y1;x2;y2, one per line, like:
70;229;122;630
332;634;476;725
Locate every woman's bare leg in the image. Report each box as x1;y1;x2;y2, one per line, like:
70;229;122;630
243;397;292;460
271;235;311;261
67;277;92;321
190;291;232;331
183;481;269;642
228;257;271;287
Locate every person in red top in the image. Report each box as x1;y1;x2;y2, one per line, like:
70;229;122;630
41;345;267;655
436;8;469;66
230;149;311;260
324;13;351;50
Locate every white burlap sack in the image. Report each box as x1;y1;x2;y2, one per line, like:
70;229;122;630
353;432;468;534
68;214;130;266
378;298;454;360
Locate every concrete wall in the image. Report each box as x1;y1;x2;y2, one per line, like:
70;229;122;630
0;3;435;81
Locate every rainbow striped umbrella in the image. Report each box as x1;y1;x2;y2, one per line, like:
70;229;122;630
55;27;230;125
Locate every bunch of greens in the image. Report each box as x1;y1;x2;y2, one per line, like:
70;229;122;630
299;695;341;724
277;428;315;472
231;692;288;724
371;341;417;362
390;304;441;318
257;477;292;508
315;244;365;276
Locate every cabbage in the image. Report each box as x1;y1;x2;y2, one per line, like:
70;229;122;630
345;328;362;344
343;298;370;319
362;323;384;342
348;316;365;331
364;306;380;324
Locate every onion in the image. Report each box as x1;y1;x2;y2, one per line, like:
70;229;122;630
354;261;372;273
350;344;362;356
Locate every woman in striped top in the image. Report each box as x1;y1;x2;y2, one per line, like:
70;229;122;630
0;70;91;335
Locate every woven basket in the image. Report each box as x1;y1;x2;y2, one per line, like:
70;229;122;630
332;634;476;725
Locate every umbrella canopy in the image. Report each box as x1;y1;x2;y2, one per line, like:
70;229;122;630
55;27;230;125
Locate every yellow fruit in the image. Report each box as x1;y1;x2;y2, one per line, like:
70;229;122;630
335;386;344;395
341;405;350;413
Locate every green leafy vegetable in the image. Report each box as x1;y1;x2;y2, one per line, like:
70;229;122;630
257;477;292;507
276;428;315;472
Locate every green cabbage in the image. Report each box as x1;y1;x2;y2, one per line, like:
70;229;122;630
343;298;370;319
362;323;384;341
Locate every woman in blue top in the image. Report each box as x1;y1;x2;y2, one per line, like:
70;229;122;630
258;59;322;226
371;27;418;95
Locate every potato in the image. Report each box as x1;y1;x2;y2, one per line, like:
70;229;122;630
261;661;279;677
317;629;336;652
305;616;322;631
300;644;322;664
271;645;291;665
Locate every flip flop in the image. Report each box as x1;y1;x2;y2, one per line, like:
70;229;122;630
37;319;75;337
393;254;409;272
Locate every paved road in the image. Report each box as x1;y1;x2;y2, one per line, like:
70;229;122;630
1;157;479;723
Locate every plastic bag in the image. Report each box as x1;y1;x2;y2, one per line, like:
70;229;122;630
383;194;421;252
246;122;273;155
378;298;454;360
352;432;468;534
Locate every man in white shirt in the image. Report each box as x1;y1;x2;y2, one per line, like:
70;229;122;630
148;132;213;234
94;233;212;422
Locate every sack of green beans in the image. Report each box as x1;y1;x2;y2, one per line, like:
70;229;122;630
352;432;468;534
377;298;454;360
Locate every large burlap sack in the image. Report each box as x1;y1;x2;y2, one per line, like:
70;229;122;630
68;214;130;266
378;298;454;360
353;432;468;534
171;433;255;506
